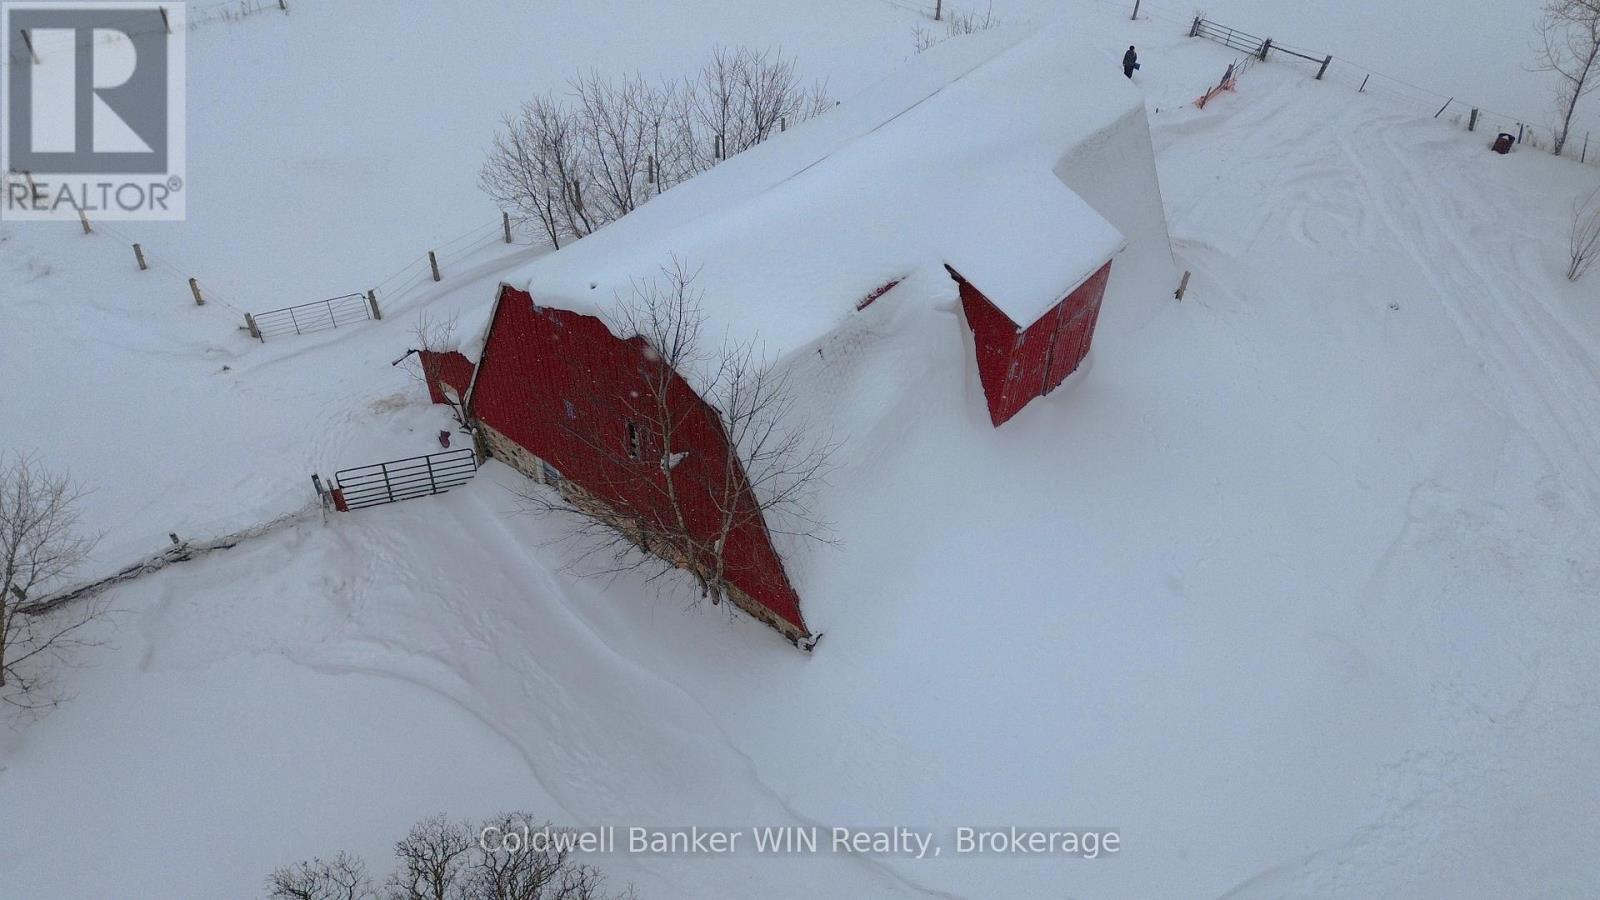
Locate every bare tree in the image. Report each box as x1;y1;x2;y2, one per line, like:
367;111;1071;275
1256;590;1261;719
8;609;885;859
480;49;830;248
1570;185;1600;280
270;813;630;900
466;814;631;900
267;853;376;900
1;453;100;713
1537;0;1600;156
518;260;834;613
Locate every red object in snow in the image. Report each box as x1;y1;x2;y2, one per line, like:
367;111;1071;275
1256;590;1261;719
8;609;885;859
952;261;1111;428
466;286;809;644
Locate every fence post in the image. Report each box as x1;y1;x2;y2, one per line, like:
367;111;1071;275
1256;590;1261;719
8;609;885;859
1131;0;1140;20
326;297;337;328
20;28;39;64
289;306;300;334
1468;108;1479;132
245;313;262;341
278;0;288;10
1316;55;1332;80
425;455;438;494
934;0;941;21
428;250;441;282
1359;74;1369;93
1190;15;1200;37
78;208;91;234
1175;270;1192;301
367;289;382;320
1258;38;1272;62
1517;123;1524;144
188;277;204;306
502;210;513;243
159;6;170;33
133;243;148;270
382;462;395;504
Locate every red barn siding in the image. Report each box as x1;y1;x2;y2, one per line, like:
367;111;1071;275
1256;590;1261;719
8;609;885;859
468;286;808;640
418;349;476;406
954;261;1112;427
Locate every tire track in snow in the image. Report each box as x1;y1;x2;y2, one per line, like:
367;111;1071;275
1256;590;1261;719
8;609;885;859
1336;116;1600;515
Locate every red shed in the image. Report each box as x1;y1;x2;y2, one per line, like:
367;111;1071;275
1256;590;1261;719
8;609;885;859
952;261;1113;427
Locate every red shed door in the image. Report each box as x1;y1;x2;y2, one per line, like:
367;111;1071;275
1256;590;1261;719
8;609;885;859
1042;262;1111;393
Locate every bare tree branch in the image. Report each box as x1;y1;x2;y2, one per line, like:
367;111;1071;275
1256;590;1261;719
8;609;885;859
1;453;101;714
514;260;836;619
1537;0;1600;156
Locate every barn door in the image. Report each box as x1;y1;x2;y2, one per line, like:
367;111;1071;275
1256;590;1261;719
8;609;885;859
1042;264;1111;393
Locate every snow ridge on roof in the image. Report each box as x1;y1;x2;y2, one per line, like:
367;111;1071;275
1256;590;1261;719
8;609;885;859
510;21;1138;361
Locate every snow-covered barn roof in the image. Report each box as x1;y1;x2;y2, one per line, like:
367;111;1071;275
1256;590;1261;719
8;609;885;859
503;21;1138;362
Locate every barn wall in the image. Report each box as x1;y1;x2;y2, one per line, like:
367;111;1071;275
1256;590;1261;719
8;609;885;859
466;287;808;642
1042;261;1111;392
956;260;1113;427
418;349;476;406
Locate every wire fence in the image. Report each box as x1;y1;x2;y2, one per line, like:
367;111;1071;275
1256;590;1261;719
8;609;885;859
4;0;290;68
886;0;1597;166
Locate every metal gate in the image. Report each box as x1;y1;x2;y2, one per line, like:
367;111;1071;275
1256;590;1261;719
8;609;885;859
331;448;479;511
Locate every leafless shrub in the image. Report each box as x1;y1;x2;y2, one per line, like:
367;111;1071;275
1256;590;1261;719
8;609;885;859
1537;0;1600;156
269;814;631;900
1;453;100;714
1569;185;1600;280
517;259;835;612
267;853;376;900
481;49;830;248
913;2;1001;52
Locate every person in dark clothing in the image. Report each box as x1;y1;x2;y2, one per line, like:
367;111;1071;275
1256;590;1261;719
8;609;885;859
1123;46;1139;79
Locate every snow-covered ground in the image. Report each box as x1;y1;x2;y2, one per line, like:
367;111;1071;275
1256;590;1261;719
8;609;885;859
3;1;1599;898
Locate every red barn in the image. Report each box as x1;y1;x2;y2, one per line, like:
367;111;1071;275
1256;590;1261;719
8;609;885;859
416;26;1170;647
464;287;808;643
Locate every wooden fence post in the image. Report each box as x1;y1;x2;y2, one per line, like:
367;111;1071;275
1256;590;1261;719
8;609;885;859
78;208;91;234
1175;270;1192;301
502;211;513;243
20;28;39;64
1316;55;1332;80
1131;0;1140;20
1258;38;1272;61
1468;108;1479;132
189;277;205;306
245;313;262;341
1517;123;1524;144
133;243;148;270
1190;15;1201;37
934;0;942;21
428;251;441;282
367;289;382;320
